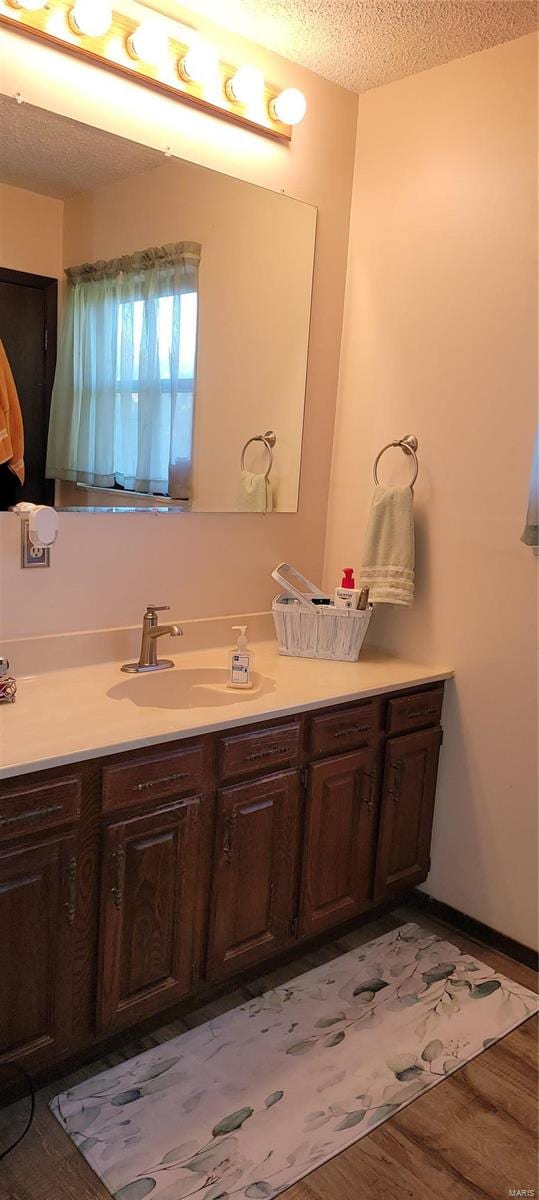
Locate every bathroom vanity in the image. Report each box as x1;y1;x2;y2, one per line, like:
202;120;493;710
0;649;450;1082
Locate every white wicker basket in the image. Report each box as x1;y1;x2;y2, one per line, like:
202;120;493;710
272;563;372;663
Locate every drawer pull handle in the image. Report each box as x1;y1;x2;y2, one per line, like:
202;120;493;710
0;802;63;829
245;745;291;762
133;771;189;793
64;855;77;927
111;846;125;909
406;705;438;719
332;723;370;739
223;811;237;865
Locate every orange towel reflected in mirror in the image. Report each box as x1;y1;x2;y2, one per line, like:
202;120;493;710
0;338;25;486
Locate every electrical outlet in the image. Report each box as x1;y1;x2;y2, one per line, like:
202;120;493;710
20;524;50;569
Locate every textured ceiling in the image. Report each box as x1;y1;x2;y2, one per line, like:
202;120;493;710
142;0;538;92
0;97;161;199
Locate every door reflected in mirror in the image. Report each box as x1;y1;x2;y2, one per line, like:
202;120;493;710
0;97;316;513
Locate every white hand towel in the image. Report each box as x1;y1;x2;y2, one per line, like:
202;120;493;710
238;470;273;513
360;485;415;605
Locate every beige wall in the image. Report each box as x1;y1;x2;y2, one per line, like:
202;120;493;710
62;159;316;511
0;5;357;636
0;182;63;279
324;34;538;947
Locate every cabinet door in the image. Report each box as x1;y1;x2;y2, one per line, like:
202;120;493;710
299;749;378;937
207;771;300;980
0;833;76;1069
374;727;442;900
97;797;205;1033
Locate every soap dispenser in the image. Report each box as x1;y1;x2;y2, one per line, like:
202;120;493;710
227;625;253;689
335;568;361;610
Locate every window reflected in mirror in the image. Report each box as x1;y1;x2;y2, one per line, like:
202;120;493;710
46;243;200;503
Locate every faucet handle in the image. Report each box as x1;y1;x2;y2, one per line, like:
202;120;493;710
145;605;170;615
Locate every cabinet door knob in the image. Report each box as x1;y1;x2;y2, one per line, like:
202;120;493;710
363;768;377;811
223;811;236;865
111;846;126;908
64;854;77;927
389;759;403;805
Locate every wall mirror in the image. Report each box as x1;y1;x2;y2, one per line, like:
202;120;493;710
0;97;316;513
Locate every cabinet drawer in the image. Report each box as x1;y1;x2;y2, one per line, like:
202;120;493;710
0;776;81;843
103;744;206;813
218;722;301;781
386;687;444;736
310;702;377;758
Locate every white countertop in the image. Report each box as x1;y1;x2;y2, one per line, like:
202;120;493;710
0;642;453;780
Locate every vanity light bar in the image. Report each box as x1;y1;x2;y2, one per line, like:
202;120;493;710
2;0;307;140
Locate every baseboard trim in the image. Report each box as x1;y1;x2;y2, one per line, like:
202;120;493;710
410;890;538;971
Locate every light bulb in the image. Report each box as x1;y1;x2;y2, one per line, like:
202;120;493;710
226;65;264;106
70;0;112;38
8;0;47;10
270;87;307;126
127;21;169;65
179;39;219;85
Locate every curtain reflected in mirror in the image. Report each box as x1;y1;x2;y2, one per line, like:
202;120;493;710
46;242;200;502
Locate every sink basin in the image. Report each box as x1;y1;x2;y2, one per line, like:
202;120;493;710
107;667;275;710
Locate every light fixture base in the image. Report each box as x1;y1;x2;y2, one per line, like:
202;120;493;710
0;1;295;141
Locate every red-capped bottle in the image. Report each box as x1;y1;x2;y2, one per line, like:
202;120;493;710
335;567;360;609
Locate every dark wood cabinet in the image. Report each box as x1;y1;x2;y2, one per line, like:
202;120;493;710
374;727;442;900
299;748;378;936
0;681;446;1086
207;770;301;980
97;796;207;1033
0;833;76;1069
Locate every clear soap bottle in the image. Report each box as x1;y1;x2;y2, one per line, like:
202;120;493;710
227;625;253;689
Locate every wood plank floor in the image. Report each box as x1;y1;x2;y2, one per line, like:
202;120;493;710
1;904;537;1200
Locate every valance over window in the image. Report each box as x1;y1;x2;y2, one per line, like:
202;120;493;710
46;241;201;500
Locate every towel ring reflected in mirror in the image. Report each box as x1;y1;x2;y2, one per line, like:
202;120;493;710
373;434;419;488
240;430;276;481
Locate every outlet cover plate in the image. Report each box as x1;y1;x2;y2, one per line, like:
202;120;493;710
20;523;50;569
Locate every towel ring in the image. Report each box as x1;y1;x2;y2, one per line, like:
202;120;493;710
373;434;419;488
240;430;276;481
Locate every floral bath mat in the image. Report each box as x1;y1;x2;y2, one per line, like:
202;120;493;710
50;922;538;1200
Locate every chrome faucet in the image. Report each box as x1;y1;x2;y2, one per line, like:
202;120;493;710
121;605;183;673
